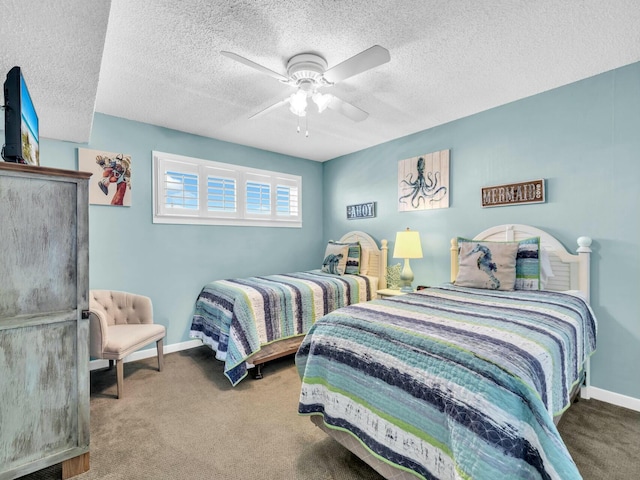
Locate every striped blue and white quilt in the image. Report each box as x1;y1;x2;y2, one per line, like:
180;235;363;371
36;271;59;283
190;269;372;385
296;285;597;480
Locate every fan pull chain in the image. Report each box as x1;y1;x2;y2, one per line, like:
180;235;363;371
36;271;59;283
297;115;301;134
305;115;309;137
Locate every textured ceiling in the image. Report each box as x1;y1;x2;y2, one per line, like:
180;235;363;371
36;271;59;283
3;1;640;162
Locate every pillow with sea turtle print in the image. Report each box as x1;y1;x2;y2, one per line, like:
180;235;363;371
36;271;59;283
321;242;350;275
455;239;519;290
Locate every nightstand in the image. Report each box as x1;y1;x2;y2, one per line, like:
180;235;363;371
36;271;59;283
376;288;407;299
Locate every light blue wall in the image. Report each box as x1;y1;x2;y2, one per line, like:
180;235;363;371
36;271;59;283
42;113;324;347
323;62;640;400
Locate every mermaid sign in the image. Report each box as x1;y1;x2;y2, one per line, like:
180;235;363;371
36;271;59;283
398;149;449;211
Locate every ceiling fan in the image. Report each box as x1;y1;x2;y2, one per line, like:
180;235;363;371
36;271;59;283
221;45;390;123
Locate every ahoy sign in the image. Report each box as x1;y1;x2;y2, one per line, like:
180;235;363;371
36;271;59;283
346;202;376;219
481;179;545;208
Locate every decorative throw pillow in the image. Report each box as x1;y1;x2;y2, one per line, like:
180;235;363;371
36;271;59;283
344;242;362;275
540;249;554;289
321;242;349;275
455;239;519;290
514;237;541;290
325;241;361;274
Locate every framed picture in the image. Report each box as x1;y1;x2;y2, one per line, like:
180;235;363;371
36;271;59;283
398;149;450;211
78;148;132;206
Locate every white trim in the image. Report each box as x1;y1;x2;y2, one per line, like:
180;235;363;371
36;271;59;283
89;339;202;371
147;214;301;228
587;387;640;412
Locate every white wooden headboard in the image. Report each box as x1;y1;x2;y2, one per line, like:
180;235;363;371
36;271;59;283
338;231;388;289
450;224;592;301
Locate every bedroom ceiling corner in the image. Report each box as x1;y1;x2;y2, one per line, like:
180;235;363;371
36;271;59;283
1;0;112;144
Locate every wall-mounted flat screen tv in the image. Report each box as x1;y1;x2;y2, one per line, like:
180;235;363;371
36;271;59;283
3;66;39;165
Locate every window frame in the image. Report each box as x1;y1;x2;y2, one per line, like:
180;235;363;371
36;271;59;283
152;151;302;227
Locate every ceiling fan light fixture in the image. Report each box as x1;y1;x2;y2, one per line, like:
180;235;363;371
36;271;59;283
289;89;307;116
222;45;390;124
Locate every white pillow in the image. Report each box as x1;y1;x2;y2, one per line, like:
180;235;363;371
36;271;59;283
359;248;370;275
540;249;554;289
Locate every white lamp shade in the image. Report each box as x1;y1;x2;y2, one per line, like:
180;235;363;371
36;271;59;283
289;89;307;116
393;230;423;259
312;91;332;113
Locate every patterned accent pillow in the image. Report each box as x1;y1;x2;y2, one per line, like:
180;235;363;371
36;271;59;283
344;242;362;275
514;237;541;290
321;242;350;275
455;239;519;290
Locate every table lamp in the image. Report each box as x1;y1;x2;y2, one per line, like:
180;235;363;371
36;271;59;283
393;228;423;292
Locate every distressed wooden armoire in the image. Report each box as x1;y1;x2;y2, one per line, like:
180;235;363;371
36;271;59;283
0;162;91;479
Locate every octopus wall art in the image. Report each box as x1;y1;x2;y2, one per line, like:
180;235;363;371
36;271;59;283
398;149;450;211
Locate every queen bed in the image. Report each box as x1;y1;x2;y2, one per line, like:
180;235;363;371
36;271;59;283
296;224;597;480
190;231;388;385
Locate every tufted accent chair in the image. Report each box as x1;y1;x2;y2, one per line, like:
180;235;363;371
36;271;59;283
89;290;166;399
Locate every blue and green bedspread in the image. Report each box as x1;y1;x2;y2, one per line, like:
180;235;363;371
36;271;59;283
190;269;372;385
296;285;597;480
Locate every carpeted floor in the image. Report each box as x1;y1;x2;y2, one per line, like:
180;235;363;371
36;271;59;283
19;346;640;480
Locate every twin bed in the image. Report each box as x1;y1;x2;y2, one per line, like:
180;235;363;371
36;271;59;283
189;223;596;479
190;231;388;385
297;224;596;480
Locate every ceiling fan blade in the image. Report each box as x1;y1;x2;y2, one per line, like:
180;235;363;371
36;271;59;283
328;96;369;122
323;45;390;84
249;97;290;120
221;51;289;82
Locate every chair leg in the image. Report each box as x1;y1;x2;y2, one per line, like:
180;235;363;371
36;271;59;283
116;359;124;399
108;359;114;370
156;339;164;372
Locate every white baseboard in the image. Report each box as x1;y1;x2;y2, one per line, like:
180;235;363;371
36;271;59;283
587;386;640;412
90;340;640;413
89;339;202;371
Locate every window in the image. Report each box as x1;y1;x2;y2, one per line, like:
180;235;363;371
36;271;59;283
166;171;198;210
207;176;236;212
153;151;301;227
246;179;271;215
277;184;298;216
